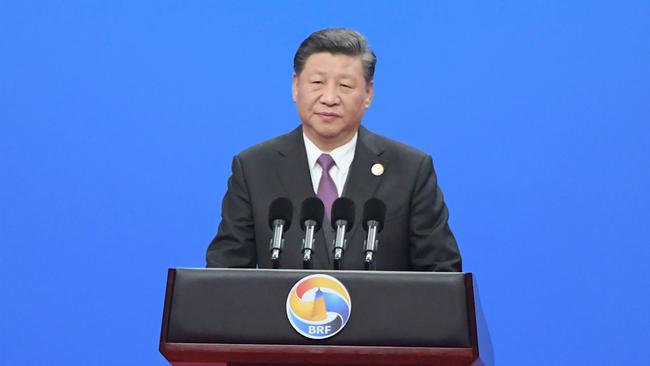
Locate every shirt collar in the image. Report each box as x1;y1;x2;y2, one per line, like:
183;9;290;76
303;131;358;171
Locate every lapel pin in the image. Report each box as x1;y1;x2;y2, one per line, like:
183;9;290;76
371;163;384;176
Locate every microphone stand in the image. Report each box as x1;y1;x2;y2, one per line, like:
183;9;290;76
269;219;285;269
363;219;380;270
333;219;348;270
302;219;317;269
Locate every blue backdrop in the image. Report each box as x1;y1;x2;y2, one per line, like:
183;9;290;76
1;1;648;365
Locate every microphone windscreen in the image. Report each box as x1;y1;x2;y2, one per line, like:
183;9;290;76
331;197;355;231
300;197;325;232
268;197;293;231
362;198;387;232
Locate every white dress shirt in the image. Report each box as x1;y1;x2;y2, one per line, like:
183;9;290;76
303;131;358;197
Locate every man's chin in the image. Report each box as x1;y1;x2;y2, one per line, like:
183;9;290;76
304;125;357;150
310;127;344;141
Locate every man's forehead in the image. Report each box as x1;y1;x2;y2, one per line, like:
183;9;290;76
300;53;365;78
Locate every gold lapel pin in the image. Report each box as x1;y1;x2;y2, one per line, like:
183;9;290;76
371;163;384;176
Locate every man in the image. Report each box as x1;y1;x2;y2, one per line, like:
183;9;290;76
206;28;461;271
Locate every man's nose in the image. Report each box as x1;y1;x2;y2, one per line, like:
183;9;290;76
320;84;340;105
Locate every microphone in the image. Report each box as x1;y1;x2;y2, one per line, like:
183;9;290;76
361;198;387;270
330;197;355;270
267;197;293;269
299;197;325;269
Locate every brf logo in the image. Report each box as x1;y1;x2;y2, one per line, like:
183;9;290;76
286;274;351;339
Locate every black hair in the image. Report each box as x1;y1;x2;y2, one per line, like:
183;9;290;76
293;28;376;83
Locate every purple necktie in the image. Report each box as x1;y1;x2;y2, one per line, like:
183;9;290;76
317;154;338;220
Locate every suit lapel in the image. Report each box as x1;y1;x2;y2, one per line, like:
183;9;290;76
275;127;314;200
342;126;385;256
275;126;330;268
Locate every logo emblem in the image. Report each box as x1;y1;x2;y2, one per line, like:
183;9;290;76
286;274;351;339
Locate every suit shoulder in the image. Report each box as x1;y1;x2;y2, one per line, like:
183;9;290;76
365;129;430;161
236;128;300;161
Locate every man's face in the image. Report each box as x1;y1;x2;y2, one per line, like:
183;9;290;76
293;52;374;151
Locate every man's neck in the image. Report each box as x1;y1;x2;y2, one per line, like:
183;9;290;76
303;129;358;152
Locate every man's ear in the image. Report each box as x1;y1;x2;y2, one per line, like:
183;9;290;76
292;73;298;102
365;80;374;108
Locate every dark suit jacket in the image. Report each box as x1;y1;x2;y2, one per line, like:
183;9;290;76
206;125;462;271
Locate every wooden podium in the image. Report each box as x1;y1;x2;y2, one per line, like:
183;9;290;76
159;268;493;366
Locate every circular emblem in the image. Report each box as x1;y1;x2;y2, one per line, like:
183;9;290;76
371;163;384;176
286;274;352;339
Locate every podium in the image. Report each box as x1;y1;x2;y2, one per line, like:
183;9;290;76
159;268;493;366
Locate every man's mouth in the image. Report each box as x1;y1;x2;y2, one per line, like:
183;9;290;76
316;112;341;118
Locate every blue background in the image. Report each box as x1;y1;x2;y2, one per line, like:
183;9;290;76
1;1;648;365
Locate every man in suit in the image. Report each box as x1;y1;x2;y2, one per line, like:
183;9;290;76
206;28;461;271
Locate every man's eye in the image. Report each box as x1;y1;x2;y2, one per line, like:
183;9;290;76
311;81;323;84
341;84;351;88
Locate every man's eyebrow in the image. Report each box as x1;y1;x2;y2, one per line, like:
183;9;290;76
308;69;359;79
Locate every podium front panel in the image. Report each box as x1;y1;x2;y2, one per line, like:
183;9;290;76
164;268;472;348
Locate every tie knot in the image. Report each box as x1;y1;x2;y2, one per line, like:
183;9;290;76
317;154;336;170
